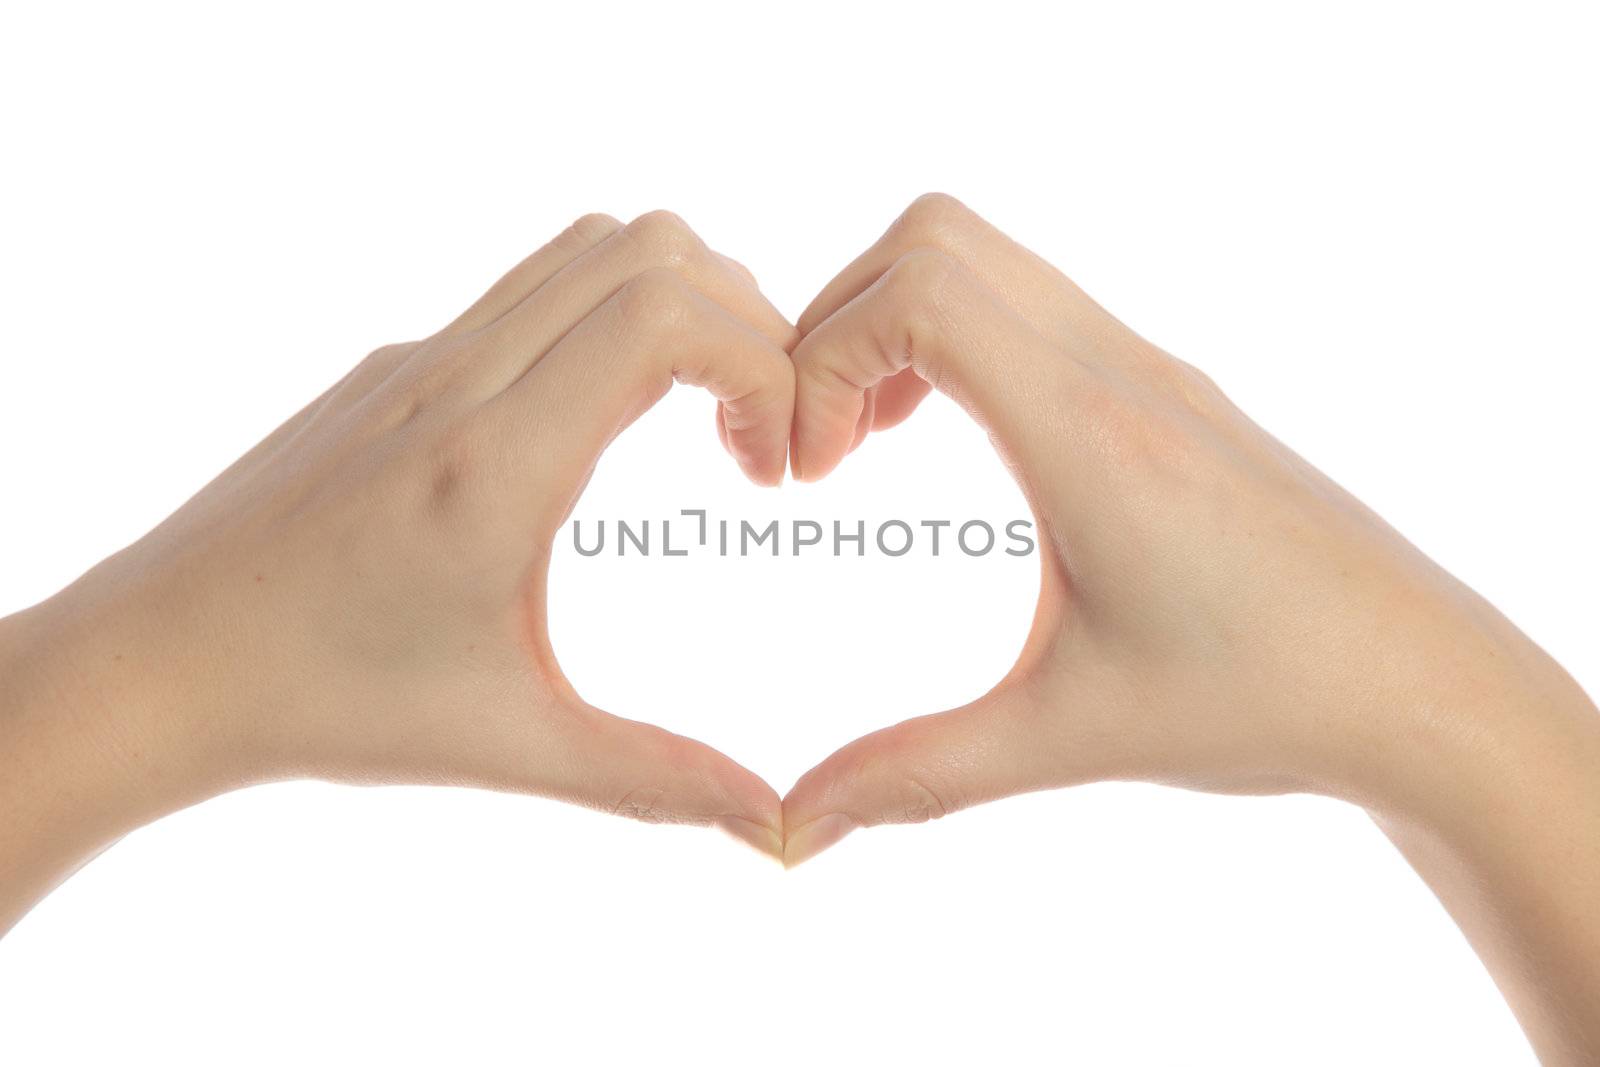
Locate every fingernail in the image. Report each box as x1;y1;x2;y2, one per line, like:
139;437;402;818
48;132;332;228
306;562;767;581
756;461;785;488
715;816;783;861
783;813;857;869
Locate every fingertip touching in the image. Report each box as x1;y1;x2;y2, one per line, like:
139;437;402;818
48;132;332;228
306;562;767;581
787;247;969;482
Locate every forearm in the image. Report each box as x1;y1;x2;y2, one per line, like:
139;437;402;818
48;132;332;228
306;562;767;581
1368;659;1600;1065
0;585;229;935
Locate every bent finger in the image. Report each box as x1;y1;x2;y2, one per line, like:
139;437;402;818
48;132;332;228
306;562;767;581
443;213;623;334
789;248;1084;484
799;193;1124;351
471;210;796;398
487;267;795;495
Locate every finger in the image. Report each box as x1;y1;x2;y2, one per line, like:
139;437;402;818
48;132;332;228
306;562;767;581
870;369;933;432
575;703;784;858
789;247;1087;483
486;267;795;490
464;684;783;859
841;372;929;458
703;248;780;467
714;250;761;290
849;387;876;453
442;213;623;334
470;210;797;398
780;683;1062;868
798;193;1132;360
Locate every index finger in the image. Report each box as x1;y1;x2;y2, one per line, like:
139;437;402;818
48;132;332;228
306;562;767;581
799;193;1139;360
487;267;796;499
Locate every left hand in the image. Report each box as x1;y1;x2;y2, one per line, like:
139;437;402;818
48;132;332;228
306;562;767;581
1;209;796;932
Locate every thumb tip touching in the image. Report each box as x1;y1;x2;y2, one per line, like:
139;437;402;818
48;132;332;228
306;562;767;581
706;811;855;869
781;812;859;869
715;815;785;861
766;695;1039;868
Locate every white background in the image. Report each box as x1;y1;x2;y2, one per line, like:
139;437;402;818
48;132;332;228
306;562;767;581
1;2;1596;1063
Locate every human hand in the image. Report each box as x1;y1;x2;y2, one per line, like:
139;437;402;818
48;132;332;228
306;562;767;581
778;194;1600;1061
781;194;1598;863
1;211;798;930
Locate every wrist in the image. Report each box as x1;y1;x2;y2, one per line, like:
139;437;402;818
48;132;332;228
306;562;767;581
1358;649;1600;1064
0;576;243;931
1352;637;1599;839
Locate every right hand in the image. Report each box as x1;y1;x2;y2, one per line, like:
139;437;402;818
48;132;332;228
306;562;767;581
781;193;1596;864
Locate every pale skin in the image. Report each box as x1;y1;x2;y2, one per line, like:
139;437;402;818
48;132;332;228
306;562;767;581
1;197;1595;1062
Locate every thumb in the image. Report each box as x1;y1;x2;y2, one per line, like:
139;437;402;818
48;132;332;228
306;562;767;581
780;681;1061;868
471;687;785;860
575;705;785;859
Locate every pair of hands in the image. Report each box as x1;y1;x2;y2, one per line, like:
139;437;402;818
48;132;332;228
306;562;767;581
11;193;1568;871
6;194;1600;1060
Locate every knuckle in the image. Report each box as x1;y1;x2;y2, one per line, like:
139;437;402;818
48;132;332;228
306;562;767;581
624;208;703;268
1165;356;1226;411
894;774;954;824
424;424;488;513
717;251;757;283
367;350;452;433
882;250;967;370
850;742;959;825
894;191;978;245
366;342;409;364
610;786;673;824
888;247;962;297
556;211;622;250
1120;345;1229;422
617;267;695;336
331;343;414;415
